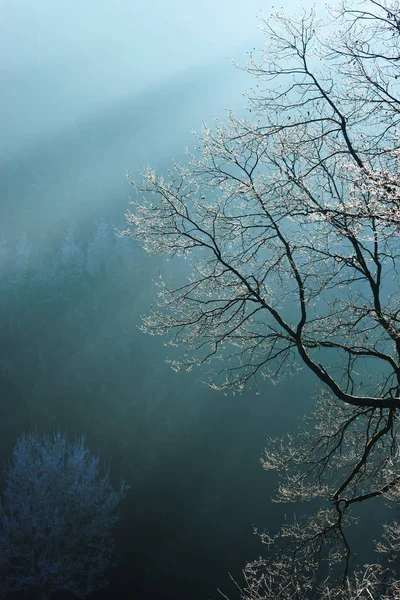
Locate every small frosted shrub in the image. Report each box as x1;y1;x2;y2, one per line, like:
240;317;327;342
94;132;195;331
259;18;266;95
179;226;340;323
0;430;128;599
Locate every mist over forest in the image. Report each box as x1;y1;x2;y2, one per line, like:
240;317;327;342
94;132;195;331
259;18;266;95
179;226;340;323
0;0;393;598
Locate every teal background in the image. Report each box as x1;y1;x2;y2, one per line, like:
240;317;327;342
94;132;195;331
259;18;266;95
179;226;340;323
0;1;385;597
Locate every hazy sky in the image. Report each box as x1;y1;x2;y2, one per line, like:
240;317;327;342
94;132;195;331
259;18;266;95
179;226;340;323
1;0;320;245
1;0;286;162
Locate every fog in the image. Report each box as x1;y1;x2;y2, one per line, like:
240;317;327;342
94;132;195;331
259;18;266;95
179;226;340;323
0;1;383;599
1;0;267;163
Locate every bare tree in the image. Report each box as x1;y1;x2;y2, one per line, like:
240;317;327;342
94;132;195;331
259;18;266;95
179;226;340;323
122;0;400;596
0;431;128;600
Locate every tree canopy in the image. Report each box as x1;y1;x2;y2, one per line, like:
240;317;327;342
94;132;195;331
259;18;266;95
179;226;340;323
122;1;400;597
